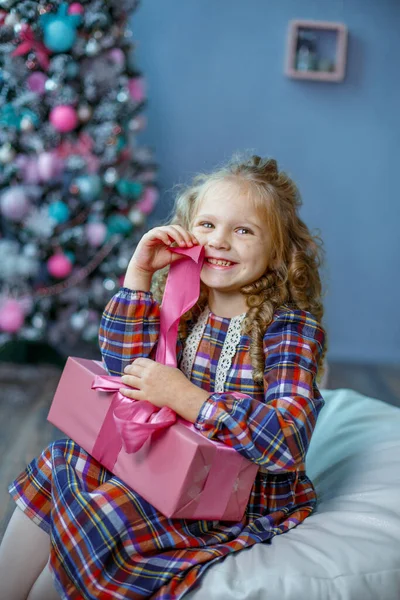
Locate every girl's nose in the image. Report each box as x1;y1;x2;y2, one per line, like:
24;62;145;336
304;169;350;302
208;230;230;250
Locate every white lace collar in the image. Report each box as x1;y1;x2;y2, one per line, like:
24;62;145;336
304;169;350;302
180;308;246;393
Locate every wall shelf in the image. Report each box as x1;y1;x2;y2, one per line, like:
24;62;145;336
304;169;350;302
285;20;348;83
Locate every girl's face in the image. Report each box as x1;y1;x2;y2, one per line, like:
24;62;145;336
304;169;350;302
191;180;271;308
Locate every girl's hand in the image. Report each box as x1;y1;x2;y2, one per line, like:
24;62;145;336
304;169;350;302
120;358;210;422
128;225;200;275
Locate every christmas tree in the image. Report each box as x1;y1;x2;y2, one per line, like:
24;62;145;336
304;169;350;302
0;0;158;362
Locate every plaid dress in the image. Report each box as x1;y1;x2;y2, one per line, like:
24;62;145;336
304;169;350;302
9;289;325;600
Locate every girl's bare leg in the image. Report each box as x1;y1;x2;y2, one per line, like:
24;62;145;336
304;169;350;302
0;506;51;600
27;560;60;600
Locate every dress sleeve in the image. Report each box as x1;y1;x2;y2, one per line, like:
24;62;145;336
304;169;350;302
99;287;185;377
98;288;161;376
194;310;326;474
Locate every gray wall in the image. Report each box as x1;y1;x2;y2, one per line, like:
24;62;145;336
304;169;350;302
132;0;400;364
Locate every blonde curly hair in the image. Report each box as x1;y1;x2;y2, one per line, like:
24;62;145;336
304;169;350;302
153;154;327;383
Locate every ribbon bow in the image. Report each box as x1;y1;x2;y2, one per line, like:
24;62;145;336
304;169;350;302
90;375;177;470
12;25;51;71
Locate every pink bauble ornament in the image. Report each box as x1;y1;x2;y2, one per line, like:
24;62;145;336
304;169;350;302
0;187;31;221
86;222;107;247
68;3;84;15
128;78;146;103
27;72;47;94
0;299;25;333
49;105;78;133
37;152;63;181
136;187;158;215
108;48;125;66
47;253;73;278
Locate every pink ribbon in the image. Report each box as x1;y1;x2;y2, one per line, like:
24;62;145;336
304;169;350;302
90;375;177;469
12;25;51;71
91;245;205;468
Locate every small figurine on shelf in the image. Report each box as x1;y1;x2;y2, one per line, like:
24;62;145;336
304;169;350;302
318;58;334;73
296;31;318;71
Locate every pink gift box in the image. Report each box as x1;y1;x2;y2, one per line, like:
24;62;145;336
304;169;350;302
48;357;259;521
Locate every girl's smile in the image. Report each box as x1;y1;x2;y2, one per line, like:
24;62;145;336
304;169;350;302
204;256;238;269
191;179;271;315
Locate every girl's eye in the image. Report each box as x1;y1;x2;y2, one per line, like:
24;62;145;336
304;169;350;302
236;227;252;235
199;222;213;229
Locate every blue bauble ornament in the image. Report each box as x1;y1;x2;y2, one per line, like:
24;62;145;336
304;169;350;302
106;214;133;236
45;23;77;53
48;200;70;223
116;179;143;199
74;175;103;203
65;61;79;79
65;250;76;264
40;3;82;54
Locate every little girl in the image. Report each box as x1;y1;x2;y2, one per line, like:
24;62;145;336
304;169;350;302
0;155;326;600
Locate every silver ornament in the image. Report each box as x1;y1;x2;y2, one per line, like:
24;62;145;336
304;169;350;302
45;79;59;92
86;39;100;57
70;311;88;331
103;278;117;292
103;167;118;185
117;90;129;103
78;105;92;122
32;314;45;329
128;208;145;227
117;256;129;270
123;29;133;40
0;144;16;164
20;116;35;132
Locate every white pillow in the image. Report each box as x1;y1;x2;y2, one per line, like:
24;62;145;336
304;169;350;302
188;389;400;600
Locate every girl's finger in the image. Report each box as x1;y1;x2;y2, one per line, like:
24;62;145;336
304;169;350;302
120;387;144;400
165;226;188;247
120;374;141;388
173;225;200;246
146;229;173;247
168;225;194;247
123;364;142;377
